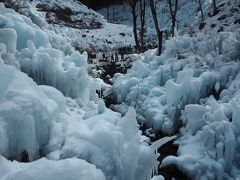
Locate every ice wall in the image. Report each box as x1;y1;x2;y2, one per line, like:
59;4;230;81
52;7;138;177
0;64;63;161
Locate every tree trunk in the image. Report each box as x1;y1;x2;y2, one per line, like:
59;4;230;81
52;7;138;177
171;17;175;36
128;0;140;52
168;0;178;37
140;0;146;52
199;0;204;21
112;3;115;21
148;0;163;55
157;31;163;56
213;0;217;15
107;2;109;21
132;5;140;52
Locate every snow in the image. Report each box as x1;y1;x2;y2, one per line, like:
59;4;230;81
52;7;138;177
196;0;240;33
151;176;164;180
0;156;106;180
98;0;199;41
29;0;134;53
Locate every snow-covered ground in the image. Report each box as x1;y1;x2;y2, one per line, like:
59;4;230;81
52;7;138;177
48;21;134;52
5;0;135;53
98;0;239;46
195;0;240;33
33;0;134;52
98;0;199;40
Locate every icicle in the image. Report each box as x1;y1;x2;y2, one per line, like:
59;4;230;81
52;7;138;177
150;135;176;151
150;135;176;177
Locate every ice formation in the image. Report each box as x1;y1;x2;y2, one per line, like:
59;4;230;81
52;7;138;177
0;3;99;100
0;4;162;180
112;16;240;179
0;65;158;179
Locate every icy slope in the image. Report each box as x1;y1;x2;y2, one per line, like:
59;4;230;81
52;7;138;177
99;0;239;46
0;3;162;180
35;0;134;52
108;0;240;178
111;27;240;179
34;0;104;29
98;0;198;39
195;0;240;33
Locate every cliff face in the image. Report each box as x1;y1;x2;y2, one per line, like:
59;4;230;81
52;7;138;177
78;0;124;10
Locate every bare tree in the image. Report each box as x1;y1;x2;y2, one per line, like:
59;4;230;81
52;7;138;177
139;0;147;52
148;0;163;55
107;2;109;21
167;0;178;37
112;2;115;21
128;0;140;52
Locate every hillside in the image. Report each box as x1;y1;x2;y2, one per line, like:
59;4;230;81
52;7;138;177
2;0;135;53
98;0;198;41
